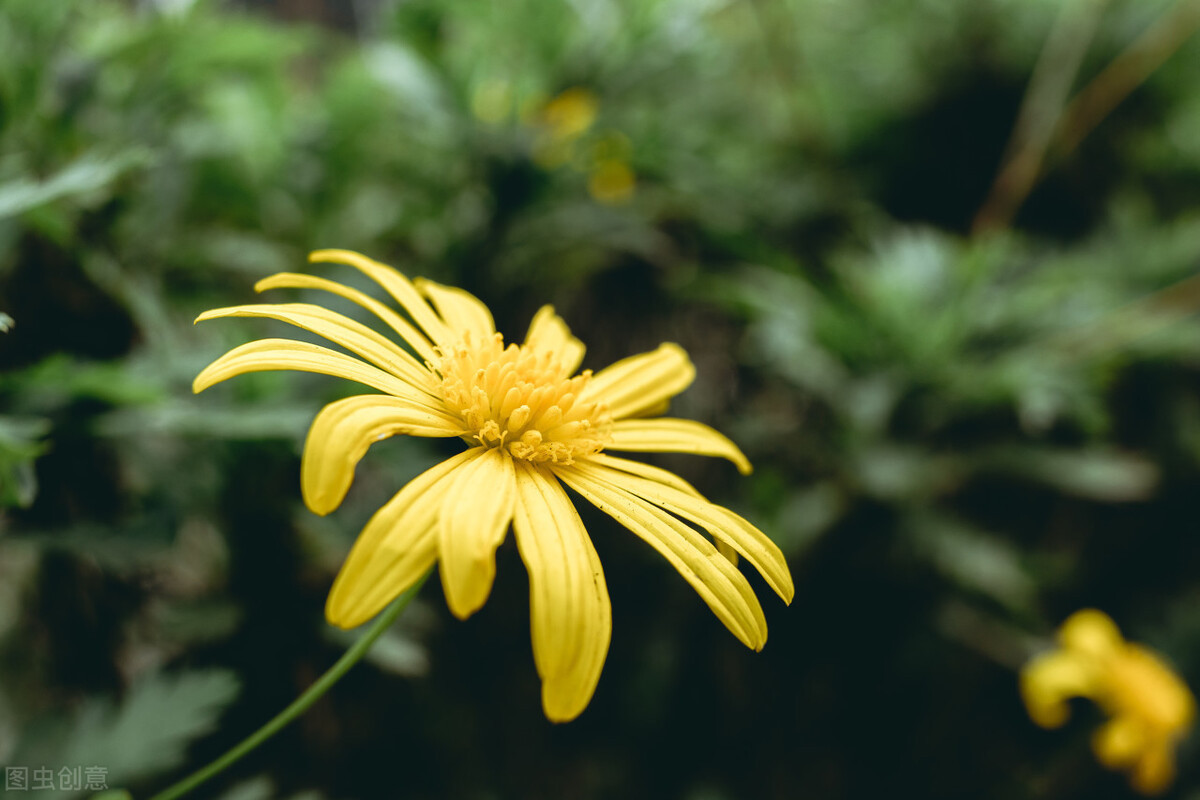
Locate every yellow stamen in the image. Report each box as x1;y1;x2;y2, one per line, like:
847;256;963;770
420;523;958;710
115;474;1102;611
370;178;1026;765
435;332;611;465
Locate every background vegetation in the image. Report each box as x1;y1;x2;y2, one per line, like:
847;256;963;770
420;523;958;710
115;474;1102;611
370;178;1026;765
3;0;1200;798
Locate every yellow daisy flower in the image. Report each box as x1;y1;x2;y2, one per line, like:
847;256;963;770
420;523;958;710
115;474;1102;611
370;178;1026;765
1021;609;1195;794
194;249;794;722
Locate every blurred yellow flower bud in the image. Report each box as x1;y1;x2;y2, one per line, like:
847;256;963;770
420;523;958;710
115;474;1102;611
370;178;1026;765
1021;609;1194;794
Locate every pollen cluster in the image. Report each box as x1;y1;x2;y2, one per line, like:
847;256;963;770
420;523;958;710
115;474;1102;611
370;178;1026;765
435;332;611;464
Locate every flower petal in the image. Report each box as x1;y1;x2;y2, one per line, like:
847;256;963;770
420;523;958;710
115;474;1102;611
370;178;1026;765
416;278;496;346
569;460;794;604
1131;742;1176;795
438;448;517;619
582;343;695;420
194;338;422;399
303;395;464;515
524;305;585;377
309;249;452;346
583;454;739;563
1020;649;1097;728
196;303;437;393
1059;609;1124;658
1093;715;1147;769
512;461;611;722
556;464;766;650
583;453;704;496
255;272;439;363
608;418;752;474
326;450;476;628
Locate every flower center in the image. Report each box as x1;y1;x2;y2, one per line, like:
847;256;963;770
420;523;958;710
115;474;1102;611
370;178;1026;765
435;332;611;464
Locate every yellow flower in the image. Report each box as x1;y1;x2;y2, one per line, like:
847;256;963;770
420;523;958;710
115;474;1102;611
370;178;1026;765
1021;609;1195;794
532;87;599;168
587;159;636;205
194;249;794;722
539;87;598;142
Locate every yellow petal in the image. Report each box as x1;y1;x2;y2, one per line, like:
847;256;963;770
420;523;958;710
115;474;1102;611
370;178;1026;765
194;338;420;398
512;461;611;722
1059;609;1124;659
1131;742;1176;795
309;249;452;346
583;453;704;497
524;305;585;377
608;418;752;475
255;272;439;363
416;278;496;345
302;395;463;516
1020;649;1099;728
555;464;767;650
582;343;695;420
438;448;517;620
196;303;437;394
326;450;476;628
581;456;736;564
570;460;794;604
1093;715;1147;769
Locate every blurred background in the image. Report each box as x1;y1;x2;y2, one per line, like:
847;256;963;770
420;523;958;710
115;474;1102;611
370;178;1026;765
2;0;1200;798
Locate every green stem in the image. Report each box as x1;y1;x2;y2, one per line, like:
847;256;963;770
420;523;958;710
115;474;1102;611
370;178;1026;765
972;0;1108;235
146;571;433;800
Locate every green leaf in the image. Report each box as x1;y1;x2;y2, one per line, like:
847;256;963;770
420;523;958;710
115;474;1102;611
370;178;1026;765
0;151;150;220
0;415;51;508
10;670;240;799
69;670;239;786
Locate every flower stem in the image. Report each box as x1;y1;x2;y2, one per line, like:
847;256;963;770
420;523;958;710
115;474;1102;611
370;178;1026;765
146;571;432;800
972;0;1108;235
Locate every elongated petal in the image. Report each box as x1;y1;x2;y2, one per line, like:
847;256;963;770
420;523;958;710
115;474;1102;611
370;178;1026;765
326;450;476;628
582;453;737;562
438;448;517;619
255;272;439;363
1131;743;1176;795
1020;649;1097;728
570;460;794;604
303;395;464;515
309;249;452;346
582;343;695;420
609;419;752;474
556;465;766;649
416;278;496;345
197;303;437;394
524;305;585;377
194;338;421;399
512;461;611;722
583;453;704;496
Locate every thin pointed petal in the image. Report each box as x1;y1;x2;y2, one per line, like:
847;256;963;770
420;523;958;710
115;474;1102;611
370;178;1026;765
556;464;767;650
196;303;437;393
416;278;496;345
583;453;704;496
255;272;439;363
581;454;738;562
570;460;794;604
524;305;585;376
438;448;517;619
326;450;476;628
194;338;421;399
512;461;611;722
303;395;463;515
609;418;753;474
309;249;452;346
581;343;695;420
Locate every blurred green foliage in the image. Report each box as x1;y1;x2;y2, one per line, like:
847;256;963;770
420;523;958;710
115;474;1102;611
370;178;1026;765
2;0;1200;798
